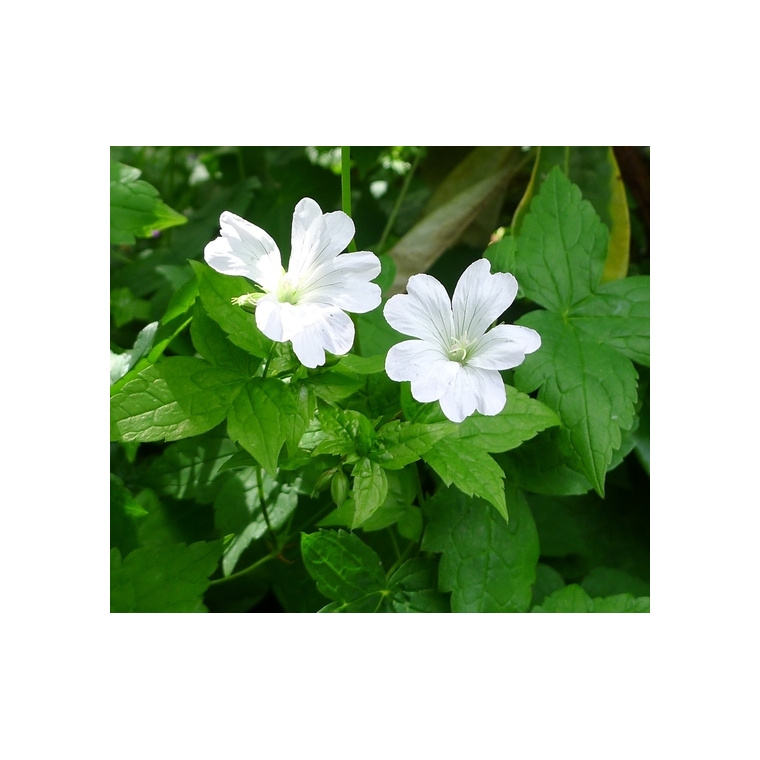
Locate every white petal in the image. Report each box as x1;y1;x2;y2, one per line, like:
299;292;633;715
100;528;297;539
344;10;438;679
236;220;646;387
438;365;506;422
290;306;355;368
255;295;286;342
452;259;518;340
438;367;478;423
385;340;458;402
298;251;382;313
204;211;282;291
288;198;355;278
467;324;542;370
383;273;453;350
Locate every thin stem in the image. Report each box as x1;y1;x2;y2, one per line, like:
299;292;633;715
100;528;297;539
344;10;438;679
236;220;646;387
261;341;277;378
378;148;422;254
387;527;402;562
257;466;276;546
208;550;277;586
341;146;357;252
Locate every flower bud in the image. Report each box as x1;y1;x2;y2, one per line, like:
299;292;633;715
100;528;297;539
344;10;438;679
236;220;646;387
330;469;350;507
312;468;336;494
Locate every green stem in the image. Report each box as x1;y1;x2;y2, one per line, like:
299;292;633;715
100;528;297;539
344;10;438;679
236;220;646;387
257;466;277;547
387;538;416;578
261;341;277;378
208;550;277;587
378;149;422;254
341;146;357;252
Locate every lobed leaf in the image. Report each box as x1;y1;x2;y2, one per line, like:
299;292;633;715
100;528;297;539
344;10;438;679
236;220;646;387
422;485;539;612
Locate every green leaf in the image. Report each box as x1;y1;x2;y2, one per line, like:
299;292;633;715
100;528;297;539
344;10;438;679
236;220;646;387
422;485;539;612
227;378;313;474
110;160;187;244
531;584;593;612
214;467;301;576
374;420;456;469
514;165;609;313
355;306;405;356
146;276;199;363
511;147;630;283
336;353;387;375
495;429;595;496
110;321;158;385
449;385;560;453
531;584;649;613
531;563;566;607
145;431;238;503
110;357;247;443
110;540;222;612
484;234;517;275
580;567;650;598
387;557;450;612
189;260;273;359
311;406;376;459
190;302;261;375
569;276;650;366
514;310;638;496
422;438;508;521
351;458;389;527
301;530;389;612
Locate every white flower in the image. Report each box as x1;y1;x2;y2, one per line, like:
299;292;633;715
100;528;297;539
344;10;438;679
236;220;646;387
384;259;541;423
204;198;382;368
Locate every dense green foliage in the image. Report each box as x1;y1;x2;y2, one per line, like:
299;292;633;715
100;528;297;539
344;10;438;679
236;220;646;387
110;146;649;613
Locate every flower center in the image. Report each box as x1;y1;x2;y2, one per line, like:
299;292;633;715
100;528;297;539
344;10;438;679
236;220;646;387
447;334;475;364
277;270;300;304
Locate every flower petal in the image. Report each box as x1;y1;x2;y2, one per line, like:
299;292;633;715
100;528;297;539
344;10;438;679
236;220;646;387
290;305;355;368
438;365;506;422
298;251;382;313
452;259;518;340
383;273;453;350
468;324;542;370
289;198;355;278
385;340;458;402
204;211;282;291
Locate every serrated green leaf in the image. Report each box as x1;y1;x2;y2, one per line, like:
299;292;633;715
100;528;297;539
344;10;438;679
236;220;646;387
110;321;158;385
301;530;389;612
422;485;539;612
110;160;187;244
351;458;389;527
311;406;375;458
515;165;609;313
422;438;507;520
110;357;247;443
227;378;312;474
450;385;559;453
189;260;273;359
531;584;649;612
214;467;300;576
374;420;456;469
110;540;222;612
511;147;630;283
145;431;238;503
569;276;650;366
484;235;517;275
190;301;261;375
514;310;638;496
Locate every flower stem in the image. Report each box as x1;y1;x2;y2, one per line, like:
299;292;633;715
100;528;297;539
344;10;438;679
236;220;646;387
261;341;277;378
341;146;357;252
378;148;422;254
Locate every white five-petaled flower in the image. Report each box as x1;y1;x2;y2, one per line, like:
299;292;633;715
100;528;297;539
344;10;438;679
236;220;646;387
384;259;541;423
204;198;382;368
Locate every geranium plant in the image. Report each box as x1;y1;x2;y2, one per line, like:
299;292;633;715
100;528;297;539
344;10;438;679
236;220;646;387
110;146;650;613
